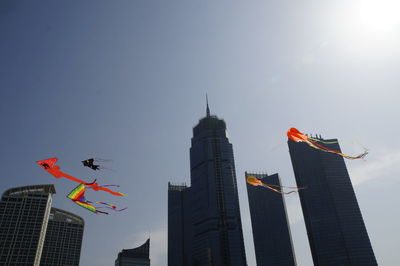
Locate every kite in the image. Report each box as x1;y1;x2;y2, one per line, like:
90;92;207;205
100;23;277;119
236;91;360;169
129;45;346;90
82;158;111;171
67;184;127;215
246;176;306;194
287;128;368;160
37;158;126;196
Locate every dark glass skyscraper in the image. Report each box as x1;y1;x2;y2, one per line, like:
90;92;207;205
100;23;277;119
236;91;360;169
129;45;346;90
190;105;247;266
168;103;247;266
40;208;84;266
288;137;377;266
0;184;55;266
0;185;84;266
168;183;192;266
245;172;296;266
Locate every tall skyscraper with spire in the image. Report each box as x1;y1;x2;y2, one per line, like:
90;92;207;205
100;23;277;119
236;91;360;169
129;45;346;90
168;101;247;266
288;136;377;266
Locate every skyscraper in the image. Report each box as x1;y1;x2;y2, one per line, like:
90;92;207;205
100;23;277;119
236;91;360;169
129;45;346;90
168;102;247;266
288;136;377;266
0;184;55;266
168;183;192;266
245;172;296;266
0;185;85;266
115;238;150;266
40;208;84;266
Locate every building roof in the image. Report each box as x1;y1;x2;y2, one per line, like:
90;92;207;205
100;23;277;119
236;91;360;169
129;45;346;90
118;239;150;259
2;184;56;197
50;207;84;225
168;182;187;191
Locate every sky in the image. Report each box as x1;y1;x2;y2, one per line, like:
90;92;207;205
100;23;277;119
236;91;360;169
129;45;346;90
1;0;399;265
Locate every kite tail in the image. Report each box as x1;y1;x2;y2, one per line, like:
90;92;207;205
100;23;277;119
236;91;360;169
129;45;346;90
87;184;127;196
310;139;340;155
266;183;308;190
342;149;369;160
85;179;97;185
261;183;307;195
308;139;368;160
308;137;339;144
96;210;109;215
94;158;112;162
252;176;307;191
94;201;127;212
97;184;120;188
98;166;113;171
261;184;297;194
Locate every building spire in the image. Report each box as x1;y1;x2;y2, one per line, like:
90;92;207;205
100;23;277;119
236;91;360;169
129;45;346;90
206;94;210;117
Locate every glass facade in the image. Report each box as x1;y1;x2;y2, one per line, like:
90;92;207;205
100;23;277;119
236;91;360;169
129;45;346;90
40;208;84;266
288;138;377;266
168;109;247;266
190;114;247;266
168;183;192;266
245;172;296;266
0;184;55;266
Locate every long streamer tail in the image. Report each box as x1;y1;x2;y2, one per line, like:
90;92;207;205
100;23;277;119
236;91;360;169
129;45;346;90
307;139;368;160
261;184;303;194
86;200;127;212
94;158;112;162
87;184;127;196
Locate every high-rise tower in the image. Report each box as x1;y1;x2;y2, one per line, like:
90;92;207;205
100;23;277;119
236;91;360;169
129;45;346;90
168;183;192;266
168;102;247;266
40;208;84;266
288;137;377;266
0;185;84;266
0;184;55;266
189;104;247;266
245;172;296;266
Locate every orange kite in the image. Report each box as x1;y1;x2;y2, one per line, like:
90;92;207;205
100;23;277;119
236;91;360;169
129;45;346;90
246;176;306;194
287;128;368;160
37;158;126;196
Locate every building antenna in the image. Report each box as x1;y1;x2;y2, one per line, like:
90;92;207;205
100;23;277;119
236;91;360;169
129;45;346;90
206;94;210;117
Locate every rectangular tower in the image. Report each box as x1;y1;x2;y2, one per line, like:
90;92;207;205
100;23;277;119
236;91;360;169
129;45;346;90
40;208;84;266
168;183;192;266
288;137;377;265
0;184;55;266
245;172;296;266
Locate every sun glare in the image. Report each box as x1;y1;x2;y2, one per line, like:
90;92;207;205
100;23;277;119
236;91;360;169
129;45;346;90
357;0;400;32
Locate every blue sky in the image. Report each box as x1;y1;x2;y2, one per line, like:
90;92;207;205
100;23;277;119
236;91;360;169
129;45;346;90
1;1;399;265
